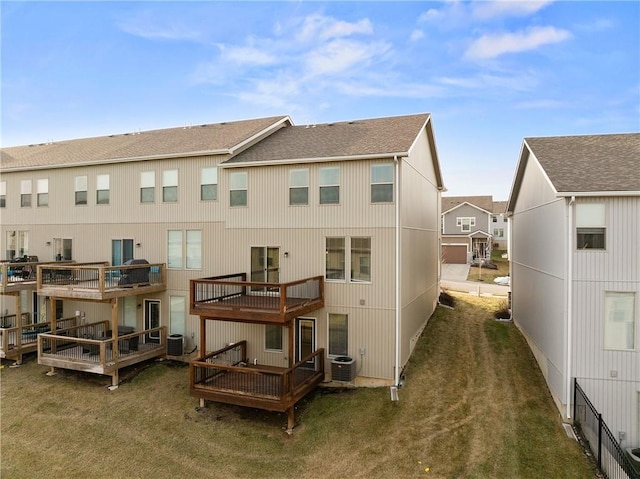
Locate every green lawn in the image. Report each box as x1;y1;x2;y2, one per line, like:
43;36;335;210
467;249;510;283
1;294;597;478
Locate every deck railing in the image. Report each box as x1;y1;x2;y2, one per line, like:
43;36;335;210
38;262;166;294
0;260;74;292
190;273;324;320
0;315;77;358
38;322;166;365
0;312;31;329
191;342;325;403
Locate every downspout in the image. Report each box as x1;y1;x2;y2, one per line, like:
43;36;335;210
394;155;401;388
566;196;575;419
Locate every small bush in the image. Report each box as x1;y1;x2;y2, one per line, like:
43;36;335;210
439;291;456;308
494;301;511;320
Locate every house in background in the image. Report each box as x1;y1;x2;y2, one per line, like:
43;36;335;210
0;113;444;422
506;133;639;450
441;195;508;264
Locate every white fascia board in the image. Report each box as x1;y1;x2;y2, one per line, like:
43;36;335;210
442;202;492;216
219;152;407;168
228;116;292;154
0;149;231;172
556;190;640;197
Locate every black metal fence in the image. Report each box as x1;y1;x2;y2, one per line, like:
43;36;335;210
573;379;639;479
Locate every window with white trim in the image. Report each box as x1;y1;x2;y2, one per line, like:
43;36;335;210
37;179;48;207
167;230;202;269
328;313;348;356
201;167;217;201
319;167;339;204
604;292;635;350
20;180;32;207
456;217;475;232
75;176;87;205
289;169;309;205
0;181;6;208
140;171;155;203
325;237;345;280
96;174;110;205
5;230;29;260
167;230;183;269
577;203;605;249
170;296;186;336
162;169;178;203
229;171;248;206
371;164;393;203
350;237;371;282
493;228;505;238
186;230;202;269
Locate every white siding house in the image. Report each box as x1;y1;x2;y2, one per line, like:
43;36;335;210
0;113;444;396
506;133;640;449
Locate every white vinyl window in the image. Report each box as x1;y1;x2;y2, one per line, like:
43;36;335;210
5;230;29;260
493;228;505;238
325;237;345;281
75;176;87;205
96;174;110;205
37;179;48;207
328;313;348;356
319;167;339;204
0;181;6;208
169;296;186;336
201;167;218;201
140;171;155;203
457;217;475;232
289;169;309;206
350;237;371;282
576;203;605;250
163;169;178;202
20;180;32;207
604;292;635;350
167;230;183;269
186;230;202;269
230;171;248;207
371;164;393;203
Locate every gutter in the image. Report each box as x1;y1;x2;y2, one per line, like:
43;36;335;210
394;155;401;389
566;195;575;419
220;152;409;169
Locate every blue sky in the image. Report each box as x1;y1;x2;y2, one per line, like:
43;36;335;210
2;1;638;199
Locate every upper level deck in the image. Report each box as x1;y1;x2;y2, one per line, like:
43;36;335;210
0;260;74;294
190;273;324;324
37;262;167;301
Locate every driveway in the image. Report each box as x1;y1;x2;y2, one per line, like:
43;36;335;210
441;263;510;297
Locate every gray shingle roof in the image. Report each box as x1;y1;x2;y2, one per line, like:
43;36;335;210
223;113;431;164
525;133;640;193
0;116;289;171
442;195;494;213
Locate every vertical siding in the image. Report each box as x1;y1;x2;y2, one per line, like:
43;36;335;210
442;204;490;235
572;196;640;446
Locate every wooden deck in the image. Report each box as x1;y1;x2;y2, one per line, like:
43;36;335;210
190;341;325;413
190;273;324;324
37;320;167;385
0;315;77;362
0;260;73;294
37;262;167;300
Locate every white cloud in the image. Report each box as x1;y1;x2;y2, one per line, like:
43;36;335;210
438;71;539;92
117;15;205;42
222;46;277;66
297;13;373;42
471;1;555;20
304;39;391;77
465;26;571;60
410;29;425;42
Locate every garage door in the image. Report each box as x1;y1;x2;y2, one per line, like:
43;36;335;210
442;245;467;264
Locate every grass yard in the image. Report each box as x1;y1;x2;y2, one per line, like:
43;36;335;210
467;249;510;283
1;293;597;478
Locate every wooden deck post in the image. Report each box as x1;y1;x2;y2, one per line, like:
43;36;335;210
15;293;23;364
111;298;118;361
200;316;207;356
287;406;295;434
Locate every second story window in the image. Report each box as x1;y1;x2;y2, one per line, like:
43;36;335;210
96;174;110;205
319;166;339;204
289;169;309;205
37;179;49;207
75;176;87;205
229;171;248;207
163;169;178;202
20;180;32;207
140;171;155;203
201;167;218;201
371;164;393;203
0;181;6;207
456;217;475;232
350;237;371;282
576;203;605;250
